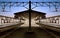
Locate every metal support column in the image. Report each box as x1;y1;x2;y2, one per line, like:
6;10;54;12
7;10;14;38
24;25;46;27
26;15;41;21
28;1;32;31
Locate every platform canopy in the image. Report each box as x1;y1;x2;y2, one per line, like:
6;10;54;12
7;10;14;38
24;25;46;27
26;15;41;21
14;9;46;19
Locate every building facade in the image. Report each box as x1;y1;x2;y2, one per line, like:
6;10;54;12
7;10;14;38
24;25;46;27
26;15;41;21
0;15;19;25
40;15;60;24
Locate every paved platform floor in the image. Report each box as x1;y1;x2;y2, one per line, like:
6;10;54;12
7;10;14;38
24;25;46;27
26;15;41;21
0;23;19;28
41;22;60;28
5;27;55;38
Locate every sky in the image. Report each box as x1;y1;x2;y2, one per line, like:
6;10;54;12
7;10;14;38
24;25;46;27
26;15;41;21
0;0;60;17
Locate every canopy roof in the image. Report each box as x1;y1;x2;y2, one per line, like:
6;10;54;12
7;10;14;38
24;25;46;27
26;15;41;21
14;10;46;15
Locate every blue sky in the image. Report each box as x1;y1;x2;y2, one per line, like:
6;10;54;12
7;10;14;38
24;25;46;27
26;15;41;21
0;0;60;17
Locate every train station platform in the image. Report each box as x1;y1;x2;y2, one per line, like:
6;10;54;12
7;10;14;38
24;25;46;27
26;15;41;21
41;23;60;28
4;27;55;38
37;22;60;32
0;23;60;38
0;23;19;28
0;23;20;32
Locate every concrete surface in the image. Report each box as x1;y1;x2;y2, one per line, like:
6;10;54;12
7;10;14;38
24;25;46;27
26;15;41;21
5;27;55;38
